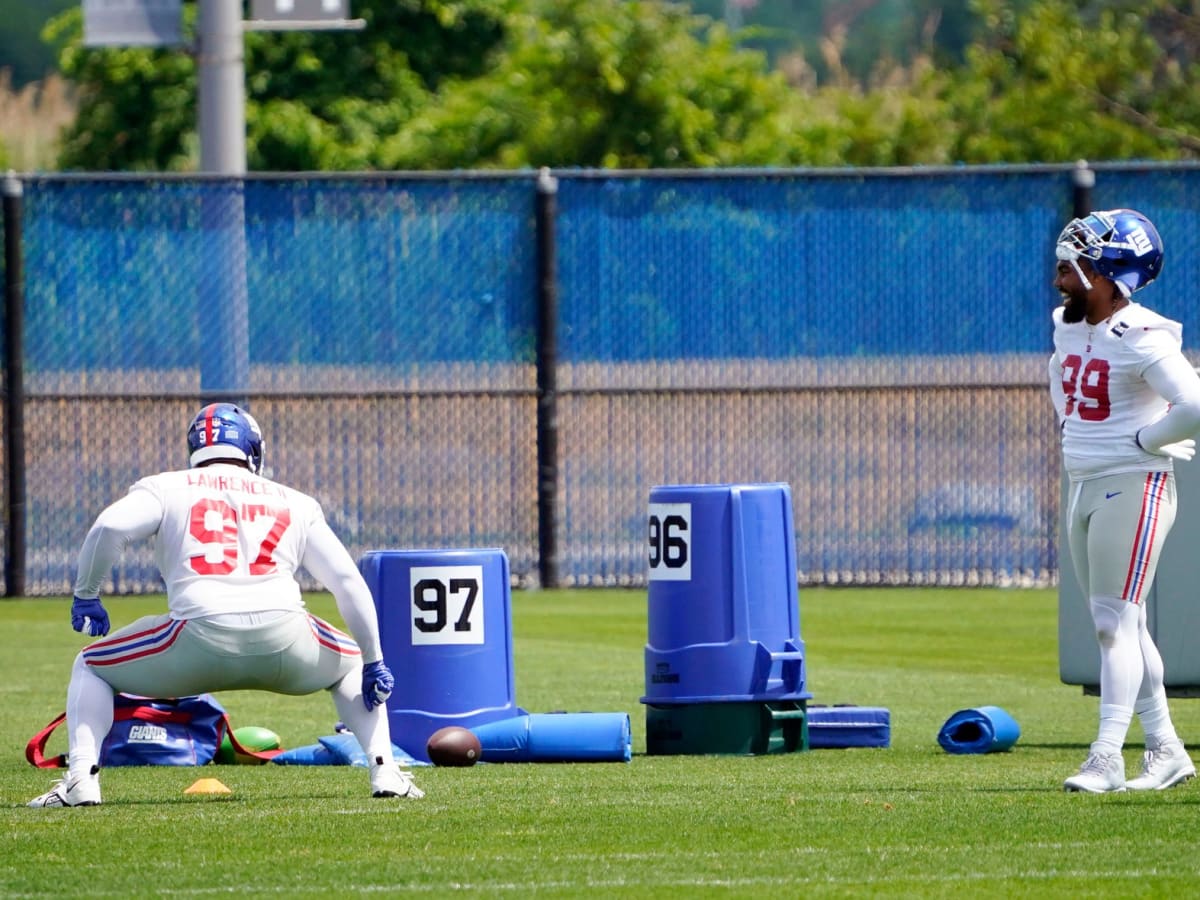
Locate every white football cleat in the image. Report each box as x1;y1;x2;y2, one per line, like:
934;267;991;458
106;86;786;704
1064;752;1126;793
369;757;425;799
28;766;102;808
1126;741;1196;791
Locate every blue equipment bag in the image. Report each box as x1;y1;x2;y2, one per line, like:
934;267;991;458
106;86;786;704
27;693;278;768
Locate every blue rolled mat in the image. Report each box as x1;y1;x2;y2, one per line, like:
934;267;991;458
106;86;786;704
937;705;1021;754
471;712;632;763
272;742;340;766
271;734;430;767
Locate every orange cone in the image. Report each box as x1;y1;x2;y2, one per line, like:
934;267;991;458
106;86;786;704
184;777;232;795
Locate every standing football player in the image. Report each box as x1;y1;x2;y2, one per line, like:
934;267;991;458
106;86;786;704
1051;208;1200;793
29;403;424;807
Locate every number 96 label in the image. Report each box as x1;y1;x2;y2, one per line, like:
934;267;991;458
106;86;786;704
648;502;691;581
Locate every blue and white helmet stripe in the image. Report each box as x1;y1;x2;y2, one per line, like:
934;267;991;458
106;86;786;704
186;403;265;474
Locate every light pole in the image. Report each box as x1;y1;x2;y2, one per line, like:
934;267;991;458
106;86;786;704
192;0;363;406
198;0;246;175
195;0;250;406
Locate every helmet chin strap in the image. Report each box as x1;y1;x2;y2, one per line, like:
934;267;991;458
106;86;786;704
1069;258;1093;291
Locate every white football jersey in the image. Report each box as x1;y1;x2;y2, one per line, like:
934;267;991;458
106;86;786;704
77;463;330;618
1051;303;1181;480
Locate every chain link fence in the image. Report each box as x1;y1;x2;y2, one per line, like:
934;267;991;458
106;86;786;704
5;164;1200;594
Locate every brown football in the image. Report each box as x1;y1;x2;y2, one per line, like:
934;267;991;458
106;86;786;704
426;726;482;767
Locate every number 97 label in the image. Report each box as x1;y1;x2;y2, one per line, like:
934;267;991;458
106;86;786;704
648;502;691;581
409;565;484;645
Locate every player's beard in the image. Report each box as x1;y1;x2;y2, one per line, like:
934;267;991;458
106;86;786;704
1060;291;1088;323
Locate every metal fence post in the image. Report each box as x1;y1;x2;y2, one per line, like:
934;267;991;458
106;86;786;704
1072;160;1094;218
2;172;26;597
535;167;559;589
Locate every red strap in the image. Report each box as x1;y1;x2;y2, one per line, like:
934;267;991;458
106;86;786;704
26;708;283;767
26;713;68;769
27;704;197;769
114;706;192;725
218;713;284;762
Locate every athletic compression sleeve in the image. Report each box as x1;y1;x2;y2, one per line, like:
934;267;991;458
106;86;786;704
1048;353;1067;424
74;488;164;598
301;519;385;663
1136;355;1200;452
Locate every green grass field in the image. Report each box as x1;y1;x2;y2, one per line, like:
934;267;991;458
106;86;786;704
3;587;1199;897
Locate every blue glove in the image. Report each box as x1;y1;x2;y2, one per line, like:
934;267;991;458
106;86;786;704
71;596;110;637
361;660;394;712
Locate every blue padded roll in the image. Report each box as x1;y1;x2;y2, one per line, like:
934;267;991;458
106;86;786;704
271;742;340;766
272;736;430;767
471;713;632;763
808;705;890;749
937;706;1021;754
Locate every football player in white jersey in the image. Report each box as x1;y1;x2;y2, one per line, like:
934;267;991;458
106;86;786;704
1051;209;1200;793
29;403;424;807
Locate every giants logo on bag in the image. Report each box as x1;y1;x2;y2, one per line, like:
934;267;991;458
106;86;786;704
126;724;169;744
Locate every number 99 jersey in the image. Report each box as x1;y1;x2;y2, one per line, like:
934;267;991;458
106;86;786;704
1051;303;1182;481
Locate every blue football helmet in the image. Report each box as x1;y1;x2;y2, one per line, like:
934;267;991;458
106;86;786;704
1055;208;1164;297
186;403;264;474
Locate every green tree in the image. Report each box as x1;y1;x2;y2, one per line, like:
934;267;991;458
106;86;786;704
0;0;74;86
242;0;509;170
47;8;197;172
46;0;802;172
783;60;958;167
43;0;1200;172
382;0;804;169
45;0;511;172
940;0;1200;163
776;0;1200;166
684;1;1040;83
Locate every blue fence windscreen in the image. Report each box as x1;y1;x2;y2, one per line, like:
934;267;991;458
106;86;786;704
7;165;1200;594
558;171;1068;360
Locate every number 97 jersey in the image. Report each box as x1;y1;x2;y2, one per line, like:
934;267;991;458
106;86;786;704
133;463;323;617
1052;303;1182;480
